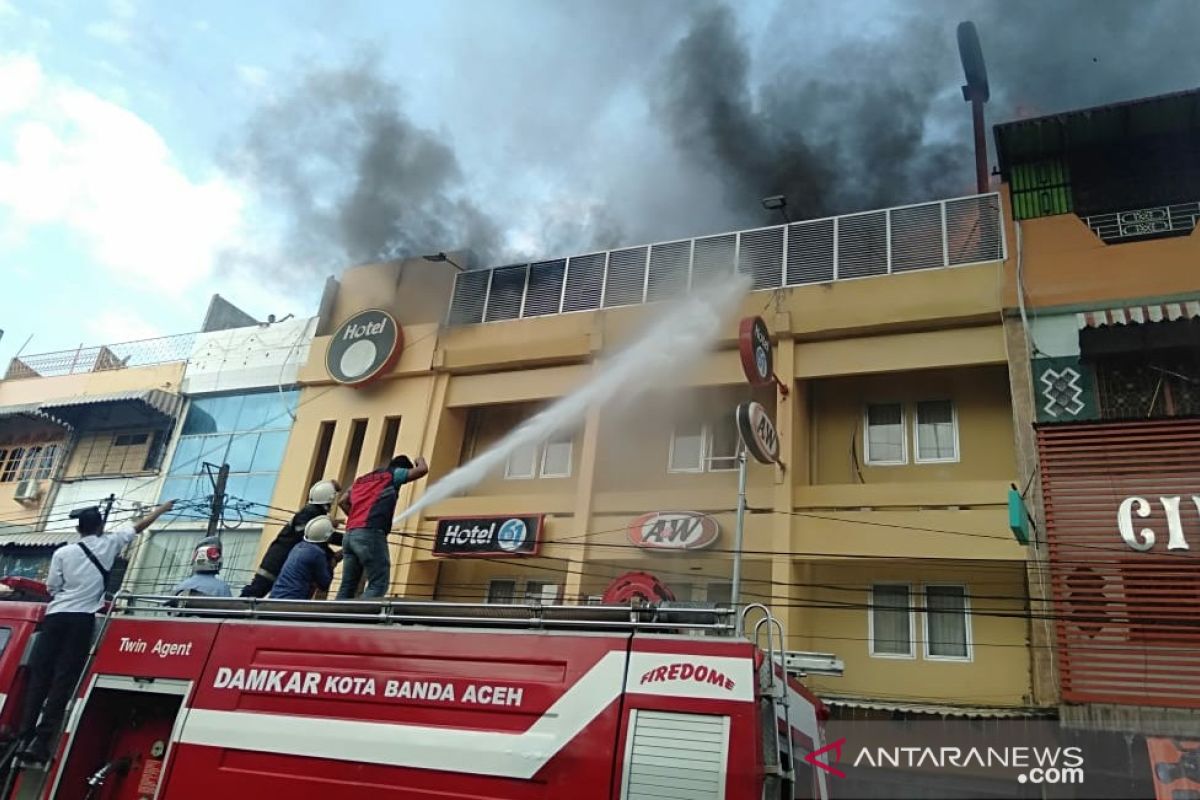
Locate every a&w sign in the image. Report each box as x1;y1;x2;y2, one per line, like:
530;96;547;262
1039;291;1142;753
628;512;720;550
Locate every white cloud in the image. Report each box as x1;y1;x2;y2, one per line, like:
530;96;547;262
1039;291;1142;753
109;0;135;19
236;64;270;90
0;0;17;17
0;54;245;295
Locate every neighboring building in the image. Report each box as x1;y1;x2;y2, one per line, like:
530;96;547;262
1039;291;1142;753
124;314;316;595
996;88;1200;790
0;338;190;579
269;189;1034;730
0;295;313;594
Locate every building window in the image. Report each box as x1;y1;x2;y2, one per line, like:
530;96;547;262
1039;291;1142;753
669;417;738;473
485;579;561;604
0;443;60;483
125;528;260;595
159;390;299;515
869;584;914;658
923;585;971;660
504;433;574;480
914;400;958;463
72;429;162;477
864;403;906;465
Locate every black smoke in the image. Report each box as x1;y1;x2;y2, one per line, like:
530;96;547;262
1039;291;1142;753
218;57;500;277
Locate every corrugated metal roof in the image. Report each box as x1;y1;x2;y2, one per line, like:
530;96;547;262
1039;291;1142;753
0;404;71;429
1076;300;1200;329
39;389;184;421
823;696;1048;719
0;525;77;547
994;87;1200;177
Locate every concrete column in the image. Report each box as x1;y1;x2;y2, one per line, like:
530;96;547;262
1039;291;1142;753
770;317;804;650
1004;316;1060;707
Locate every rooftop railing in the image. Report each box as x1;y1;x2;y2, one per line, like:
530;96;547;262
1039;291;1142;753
5;332;197;380
1084;201;1199;243
447;192;1005;325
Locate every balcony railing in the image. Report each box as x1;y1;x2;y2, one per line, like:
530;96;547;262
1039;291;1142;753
1085;201;1199;243
5;332;198;380
447;192;1005;325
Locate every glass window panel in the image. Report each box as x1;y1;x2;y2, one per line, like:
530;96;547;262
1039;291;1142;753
224;433;259;472
916;400;957;461
159;476;197;505
871;584;912;656
236;391;297;432
708;417;739;471
241;473;279;514
487;580;516;604
504;442;538;479
221;474;250;506
251;431;290;473
926;585;969;658
540;435;572;478
669;423;704;472
866;403;905;464
168;437;205;475
127;529;201;594
183;396;242;435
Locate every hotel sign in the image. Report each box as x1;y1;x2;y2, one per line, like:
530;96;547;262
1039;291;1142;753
326;309;403;386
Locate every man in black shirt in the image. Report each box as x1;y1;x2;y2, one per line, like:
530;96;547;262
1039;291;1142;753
240;480;348;598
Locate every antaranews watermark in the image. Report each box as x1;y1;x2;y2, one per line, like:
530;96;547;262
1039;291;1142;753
853;745;1085;786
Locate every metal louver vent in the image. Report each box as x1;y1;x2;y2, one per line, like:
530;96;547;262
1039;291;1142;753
692;234;736;289
646;240;690;302
838;211;887;279
786;219;834;285
890;202;945;272
604;247;649;308
621;710;729;800
443;192;1006;325
562;253;605;313
447;270;489;324
483;265;527;322
738;227;784;290
946;195;1003;265
524;260;566;317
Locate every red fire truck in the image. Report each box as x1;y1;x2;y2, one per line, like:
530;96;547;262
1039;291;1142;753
0;592;829;800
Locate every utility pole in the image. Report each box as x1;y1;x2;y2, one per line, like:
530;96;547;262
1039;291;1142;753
205;463;230;540
100;493;116;526
731;443;748;636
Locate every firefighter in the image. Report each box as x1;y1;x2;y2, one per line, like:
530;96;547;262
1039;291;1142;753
336;455;428;600
170;536;233;598
240;479;347;598
16;499;176;765
269;516;341;600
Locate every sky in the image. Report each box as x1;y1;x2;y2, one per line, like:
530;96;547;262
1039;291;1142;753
2;0;1198;369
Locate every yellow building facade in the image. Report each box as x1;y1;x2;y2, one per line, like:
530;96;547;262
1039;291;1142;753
268;192;1035;712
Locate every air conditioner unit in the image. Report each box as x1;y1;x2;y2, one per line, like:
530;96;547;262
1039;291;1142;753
14;479;42;504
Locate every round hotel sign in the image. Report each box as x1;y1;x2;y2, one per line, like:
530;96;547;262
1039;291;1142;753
326;309;403;386
738;316;773;387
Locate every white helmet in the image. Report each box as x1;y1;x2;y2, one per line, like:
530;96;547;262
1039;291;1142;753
192;536;222;574
308;480;338;506
304;515;334;544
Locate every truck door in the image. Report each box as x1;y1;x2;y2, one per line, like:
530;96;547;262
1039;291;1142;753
47;677;189;800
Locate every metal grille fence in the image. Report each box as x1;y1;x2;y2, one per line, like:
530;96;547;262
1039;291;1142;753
6;333;198;380
1084;201;1199;243
448;192;1005;325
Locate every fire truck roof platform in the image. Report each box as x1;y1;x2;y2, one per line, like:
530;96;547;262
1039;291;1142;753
113;594;739;634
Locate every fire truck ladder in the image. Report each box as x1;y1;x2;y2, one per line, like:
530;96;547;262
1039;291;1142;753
741;604;797;793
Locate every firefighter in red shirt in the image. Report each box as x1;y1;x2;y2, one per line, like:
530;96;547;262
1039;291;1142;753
336;455;428;599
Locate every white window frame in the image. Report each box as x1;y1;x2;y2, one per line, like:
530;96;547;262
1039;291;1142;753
503;434;574;480
863;403;908;466
868;582;916;659
913;400;960;464
539;432;574;478
485;578;560;605
922;583;973;662
668;421;739;474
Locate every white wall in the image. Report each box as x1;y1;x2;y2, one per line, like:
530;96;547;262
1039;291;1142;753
46;474;166;531
182;316;317;395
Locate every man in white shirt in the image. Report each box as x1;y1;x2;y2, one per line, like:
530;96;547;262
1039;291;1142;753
16;499;175;765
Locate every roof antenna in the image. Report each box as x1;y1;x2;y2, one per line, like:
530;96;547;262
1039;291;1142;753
957;21;991;194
